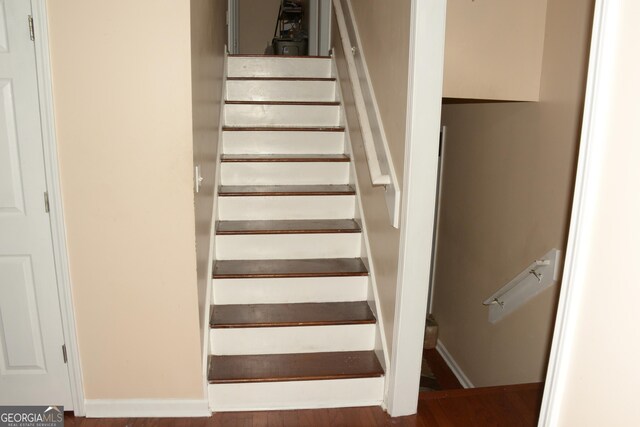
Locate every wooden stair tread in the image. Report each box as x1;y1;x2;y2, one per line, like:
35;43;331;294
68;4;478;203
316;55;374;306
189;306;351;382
226;101;340;106
210;301;375;328
228;54;331;59
213;258;368;279
223;126;345;132
227;77;336;82
216;219;361;235
221;154;349;162
218;185;355;197
208;351;383;384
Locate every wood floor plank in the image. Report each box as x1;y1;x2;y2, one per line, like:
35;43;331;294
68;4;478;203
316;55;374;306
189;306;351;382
216;219;361;235
423;348;464;390
208;351;384;384
220;154;350;162
218;185;356;197
210;301;376;328
65;380;543;425
212;258;368;279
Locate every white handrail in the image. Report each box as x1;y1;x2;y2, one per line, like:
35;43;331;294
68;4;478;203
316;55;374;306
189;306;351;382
332;0;391;187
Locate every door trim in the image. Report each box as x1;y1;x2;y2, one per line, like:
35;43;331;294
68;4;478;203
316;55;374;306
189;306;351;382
31;1;85;415
385;0;447;417
537;0;609;425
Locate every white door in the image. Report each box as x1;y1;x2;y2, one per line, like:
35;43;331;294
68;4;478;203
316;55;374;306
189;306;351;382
0;0;73;408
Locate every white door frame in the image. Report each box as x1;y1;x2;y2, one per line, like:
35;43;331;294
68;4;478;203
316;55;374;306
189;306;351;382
227;0;239;54
227;0;330;56
385;0;447;417
390;0;609;421
537;0;610;425
31;1;85;416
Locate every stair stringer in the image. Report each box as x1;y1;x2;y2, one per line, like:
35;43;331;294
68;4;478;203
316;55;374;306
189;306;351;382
201;49;228;407
331;52;391;408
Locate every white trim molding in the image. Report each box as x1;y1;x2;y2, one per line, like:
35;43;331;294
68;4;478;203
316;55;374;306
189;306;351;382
31;0;86;415
436;340;474;389
538;0;615;425
84;399;210;418
386;0;447;417
332;0;401;227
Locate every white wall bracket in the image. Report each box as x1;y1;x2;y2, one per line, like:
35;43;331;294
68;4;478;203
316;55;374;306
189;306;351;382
483;248;562;324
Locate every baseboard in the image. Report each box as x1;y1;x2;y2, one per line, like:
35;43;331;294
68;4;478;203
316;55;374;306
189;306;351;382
84;399;210;418
436;340;475;388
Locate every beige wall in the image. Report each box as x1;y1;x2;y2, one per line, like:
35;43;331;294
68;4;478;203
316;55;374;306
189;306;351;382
191;0;227;346
444;0;548;101
48;1;202;398
333;0;411;351
432;0;594;386
350;0;410;184
554;1;640;425
238;0;281;54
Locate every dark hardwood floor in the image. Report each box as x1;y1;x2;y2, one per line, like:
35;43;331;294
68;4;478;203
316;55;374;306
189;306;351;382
63;383;544;426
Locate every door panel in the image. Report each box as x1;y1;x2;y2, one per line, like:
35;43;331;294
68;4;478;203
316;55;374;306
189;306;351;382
0;0;72;407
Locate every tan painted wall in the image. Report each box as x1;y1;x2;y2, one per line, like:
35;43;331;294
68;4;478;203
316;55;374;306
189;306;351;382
554;2;640;425
444;0;548;101
238;0;281;54
191;0;227;347
333;0;411;351
47;1;202;398
432;0;594;386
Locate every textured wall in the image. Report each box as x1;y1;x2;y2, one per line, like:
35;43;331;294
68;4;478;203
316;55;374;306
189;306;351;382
432;0;594;386
48;1;202;398
332;0;411;352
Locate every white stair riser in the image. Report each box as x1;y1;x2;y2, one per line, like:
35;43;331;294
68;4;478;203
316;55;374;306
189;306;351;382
225;104;341;127
213;276;368;304
215;233;361;260
210;324;375;355
223;131;344;155
220;163;350;186
208;377;384;411
218;195;356;220
228;57;332;78
226;80;337;102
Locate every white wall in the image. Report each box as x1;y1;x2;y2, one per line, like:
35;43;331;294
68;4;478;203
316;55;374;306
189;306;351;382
543;1;640;425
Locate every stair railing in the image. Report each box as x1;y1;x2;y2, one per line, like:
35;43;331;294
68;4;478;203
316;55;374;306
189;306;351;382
332;0;401;227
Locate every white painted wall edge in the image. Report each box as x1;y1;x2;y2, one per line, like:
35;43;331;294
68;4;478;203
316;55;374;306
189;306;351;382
201;50;228;401
538;0;610;425
386;0;447;417
84;399;210;418
436;340;474;389
31;0;86;415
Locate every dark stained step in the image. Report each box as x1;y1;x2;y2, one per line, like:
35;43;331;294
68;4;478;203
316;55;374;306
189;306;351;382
221;154;350;163
226;101;340;106
208;351;384;384
227;77;336;82
213;258;368;279
228;54;331;59
218;185;356;197
223;126;344;132
216;219;361;235
210;301;376;328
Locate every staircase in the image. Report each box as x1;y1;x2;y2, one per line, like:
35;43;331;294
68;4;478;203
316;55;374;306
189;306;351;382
207;54;385;411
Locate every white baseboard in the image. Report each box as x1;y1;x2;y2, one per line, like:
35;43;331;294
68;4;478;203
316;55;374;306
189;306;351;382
84;399;210;418
436;340;475;388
